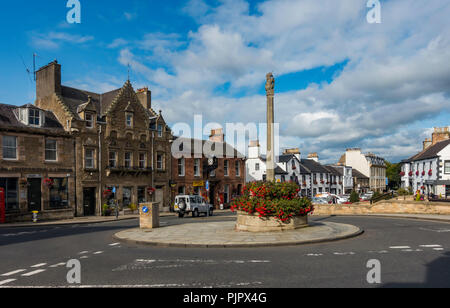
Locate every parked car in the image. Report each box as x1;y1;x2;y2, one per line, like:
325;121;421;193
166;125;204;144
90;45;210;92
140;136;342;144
174;195;214;218
312;197;329;204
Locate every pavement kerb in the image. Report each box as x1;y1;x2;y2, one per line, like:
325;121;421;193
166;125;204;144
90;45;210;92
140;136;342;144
314;214;450;224
112;225;365;249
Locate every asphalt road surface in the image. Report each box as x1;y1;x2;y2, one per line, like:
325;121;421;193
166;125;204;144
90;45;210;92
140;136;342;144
0;213;449;288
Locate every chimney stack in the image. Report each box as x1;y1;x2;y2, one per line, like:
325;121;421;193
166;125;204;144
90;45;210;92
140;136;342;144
423;138;432;151
248;140;261;159
283;148;301;161
136;87;152;110
432;127;450;145
308;152;319;162
209;128;224;143
36;60;62;103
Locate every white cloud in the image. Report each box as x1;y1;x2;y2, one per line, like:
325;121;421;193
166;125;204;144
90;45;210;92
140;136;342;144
108;0;450;162
30;31;94;50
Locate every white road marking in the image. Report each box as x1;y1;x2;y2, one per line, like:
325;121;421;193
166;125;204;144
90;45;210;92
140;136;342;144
419;227;450;233
30;263;47;268
93;251;104;255
80;256;89;259
1;269;26;277
433;248;444;251
49;263;66;268
420;245;442;248
333;252;355;256
22;269;46;277
306;253;323;257
109;243;120;246
389;246;411;249
0;279;16;286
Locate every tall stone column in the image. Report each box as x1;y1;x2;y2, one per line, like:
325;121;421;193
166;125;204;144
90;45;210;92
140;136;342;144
265;73;275;182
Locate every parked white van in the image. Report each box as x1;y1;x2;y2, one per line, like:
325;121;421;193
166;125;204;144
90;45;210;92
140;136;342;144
174;195;214;218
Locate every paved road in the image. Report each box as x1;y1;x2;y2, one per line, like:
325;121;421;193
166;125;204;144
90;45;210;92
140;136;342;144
0;213;449;288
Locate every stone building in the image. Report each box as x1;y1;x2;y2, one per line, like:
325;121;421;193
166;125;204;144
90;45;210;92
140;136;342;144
339;148;386;192
171;129;246;209
34;60;172;216
0;103;75;222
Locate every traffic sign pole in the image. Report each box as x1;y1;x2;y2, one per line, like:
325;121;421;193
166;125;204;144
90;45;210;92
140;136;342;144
0;188;5;224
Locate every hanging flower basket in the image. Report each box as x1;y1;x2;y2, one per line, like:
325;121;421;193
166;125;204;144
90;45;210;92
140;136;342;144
422;171;426;176
408;171;413;176
428;170;433;176
43;178;54;189
416;171;420;176
103;189;112;198
399;172;405;176
147;187;156;196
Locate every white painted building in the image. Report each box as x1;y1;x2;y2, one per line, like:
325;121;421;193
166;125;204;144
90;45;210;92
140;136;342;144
401;138;450;197
246;142;345;197
340;148;386;192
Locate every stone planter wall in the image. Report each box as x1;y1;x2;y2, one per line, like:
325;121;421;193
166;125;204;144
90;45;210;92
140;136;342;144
313;200;450;216
236;211;308;232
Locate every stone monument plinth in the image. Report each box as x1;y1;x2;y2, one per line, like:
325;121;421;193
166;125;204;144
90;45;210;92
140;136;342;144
139;203;160;229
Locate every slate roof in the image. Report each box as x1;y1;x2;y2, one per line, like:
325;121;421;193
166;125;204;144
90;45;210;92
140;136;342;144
405;139;450;162
322;165;341;176
299;159;330;174
352;169;369;180
274;166;288;175
0;103;65;132
59;82;160;122
172;137;245;159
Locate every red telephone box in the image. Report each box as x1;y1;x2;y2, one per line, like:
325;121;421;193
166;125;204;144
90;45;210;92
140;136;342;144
0;187;5;224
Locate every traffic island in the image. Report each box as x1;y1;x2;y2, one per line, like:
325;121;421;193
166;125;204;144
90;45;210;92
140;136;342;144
113;220;363;248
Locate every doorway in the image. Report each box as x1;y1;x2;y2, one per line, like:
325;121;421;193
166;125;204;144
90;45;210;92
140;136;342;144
28;178;42;212
83;187;97;216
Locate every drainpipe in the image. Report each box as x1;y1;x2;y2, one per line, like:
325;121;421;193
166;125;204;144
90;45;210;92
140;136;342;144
73;137;77;217
151;130;155;202
98;125;102;216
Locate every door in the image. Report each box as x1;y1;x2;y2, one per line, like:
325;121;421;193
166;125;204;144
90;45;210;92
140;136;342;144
155;188;164;209
83;188;96;216
28;178;42;212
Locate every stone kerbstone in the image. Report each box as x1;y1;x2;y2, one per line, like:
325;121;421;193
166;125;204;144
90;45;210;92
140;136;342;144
235;211;308;232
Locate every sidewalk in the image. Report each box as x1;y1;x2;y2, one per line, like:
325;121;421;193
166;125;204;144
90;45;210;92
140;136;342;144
0;212;173;229
0;210;232;229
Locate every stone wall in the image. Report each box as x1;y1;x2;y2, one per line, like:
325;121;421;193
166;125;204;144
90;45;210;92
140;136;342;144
313;200;450;216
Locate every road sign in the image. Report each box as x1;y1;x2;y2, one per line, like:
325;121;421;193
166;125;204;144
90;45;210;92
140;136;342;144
142;206;149;214
206;181;210;191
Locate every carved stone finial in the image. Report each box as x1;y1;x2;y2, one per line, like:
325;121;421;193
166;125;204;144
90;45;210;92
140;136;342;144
265;73;275;96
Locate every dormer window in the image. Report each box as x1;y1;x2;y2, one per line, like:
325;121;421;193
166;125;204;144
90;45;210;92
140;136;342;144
17;106;45;127
85;113;94;129
29;109;40;126
157;124;163;137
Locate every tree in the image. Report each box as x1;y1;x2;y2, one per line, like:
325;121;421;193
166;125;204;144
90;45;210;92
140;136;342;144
385;160;402;190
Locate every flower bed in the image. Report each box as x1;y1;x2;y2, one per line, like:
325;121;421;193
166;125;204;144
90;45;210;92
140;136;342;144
231;182;313;232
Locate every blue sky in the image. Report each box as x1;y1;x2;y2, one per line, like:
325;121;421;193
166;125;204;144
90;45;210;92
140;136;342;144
1;0;449;163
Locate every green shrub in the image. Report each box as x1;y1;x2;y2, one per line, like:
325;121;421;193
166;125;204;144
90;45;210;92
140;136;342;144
349;191;360;203
397;188;411;196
